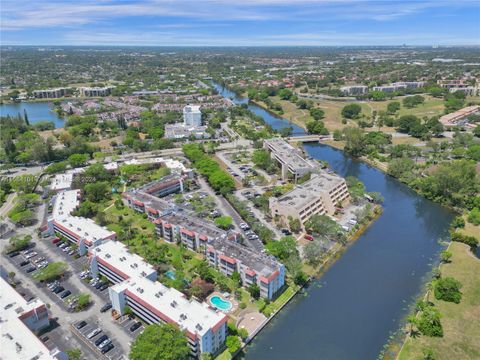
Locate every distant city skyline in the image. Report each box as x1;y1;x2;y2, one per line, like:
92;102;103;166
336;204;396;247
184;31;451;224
1;0;479;46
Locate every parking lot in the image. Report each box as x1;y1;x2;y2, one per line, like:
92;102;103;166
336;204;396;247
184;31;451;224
72;317;125;359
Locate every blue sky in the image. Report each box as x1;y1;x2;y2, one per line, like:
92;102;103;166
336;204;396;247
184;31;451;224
1;0;479;46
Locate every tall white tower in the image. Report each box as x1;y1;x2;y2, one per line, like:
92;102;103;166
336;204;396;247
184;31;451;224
183;105;202;127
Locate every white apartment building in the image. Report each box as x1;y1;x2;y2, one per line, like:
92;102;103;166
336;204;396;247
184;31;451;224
79;86;114;97
33;88;69;99
183;105;202;127
47;190;116;254
89;240;157;284
270;172;350;229
340;85;368;95
109;276;228;356
0;278;67;360
264;138;317;181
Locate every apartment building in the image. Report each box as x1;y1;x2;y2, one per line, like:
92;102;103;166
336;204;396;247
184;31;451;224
449;86;480;96
137;174;187;198
208;239;286;299
340;85;368;95
89;240;157;284
270;172;350;229
372;82;424;93
437;79;470;89
79;86;114;97
123;190;285;299
33;88;69;99
439;105;480;127
183;105;202;127
47;189;116;254
0;278;67;360
109;276;228;356
264;138;317;181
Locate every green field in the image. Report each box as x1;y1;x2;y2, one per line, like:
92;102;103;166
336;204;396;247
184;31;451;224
397;242;480;360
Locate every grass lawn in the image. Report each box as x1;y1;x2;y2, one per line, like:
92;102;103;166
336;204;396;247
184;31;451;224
397;242;480;360
260;284;299;316
215;349;232;360
104;198;155;236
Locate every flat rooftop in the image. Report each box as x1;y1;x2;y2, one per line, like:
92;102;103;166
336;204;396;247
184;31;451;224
112;276;226;338
52;190;80;220
440;105;480;124
210;238;281;278
275;172;345;210
265;138;316;170
54;215;115;244
162;210;229;240
90;240;156;279
50;173;73;191
0;278;58;360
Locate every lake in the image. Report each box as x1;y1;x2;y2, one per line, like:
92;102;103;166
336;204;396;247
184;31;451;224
0;101;64;128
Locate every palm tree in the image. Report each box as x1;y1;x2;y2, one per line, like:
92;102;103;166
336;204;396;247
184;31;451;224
406;315;417;335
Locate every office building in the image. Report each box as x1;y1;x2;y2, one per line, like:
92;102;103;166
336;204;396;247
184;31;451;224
0;278;67;360
183;105;202;127
270;172;350;228
264;138;317;181
109;276;228;356
89;240;157;283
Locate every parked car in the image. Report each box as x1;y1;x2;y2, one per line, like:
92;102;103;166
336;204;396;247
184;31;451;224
34;257;46;264
59;243;68;249
40;336;49;343
86;328;101;339
95;281;106;289
8;251;20;258
129;322;142;332
25;266;36;273
56;242;64;247
60;290;71;299
53;286;65;294
304;234;314;241
75;321;87;330
67;250;75;256
95;335;108;347
99;284;109;291
25;252;38;259
100;303;112;313
52;238;61;244
19;260;30;267
98;338;111;350
101;343;114;354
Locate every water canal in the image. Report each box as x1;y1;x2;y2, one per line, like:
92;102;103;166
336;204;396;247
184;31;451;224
214;82;454;359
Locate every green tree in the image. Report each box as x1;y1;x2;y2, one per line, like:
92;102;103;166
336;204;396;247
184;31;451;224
84;182;110;202
417;305;443;337
68;153;89;168
303;239;324;265
440;250;452;263
387;101;401;114
288;217;302;233
467;208;480;225
341;103;362;119
342;126;366;157
265;236;298;262
252;149;272;170
130;324;190;360
226;335;241;353
309;107;325;120
248;283;260;300
434;277;462;303
214;216;233;230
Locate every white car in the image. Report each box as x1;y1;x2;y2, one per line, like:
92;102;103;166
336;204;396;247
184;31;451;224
98;339;111;349
86;328;102;339
25;252;38;259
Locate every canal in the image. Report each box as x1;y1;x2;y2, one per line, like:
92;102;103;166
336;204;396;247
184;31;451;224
0;101;64;128
214;83;454;359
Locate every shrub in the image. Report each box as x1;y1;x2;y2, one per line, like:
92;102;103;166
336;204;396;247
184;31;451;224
434;277;462;304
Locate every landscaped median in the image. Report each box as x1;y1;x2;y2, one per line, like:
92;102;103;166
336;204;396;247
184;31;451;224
397;242;480;360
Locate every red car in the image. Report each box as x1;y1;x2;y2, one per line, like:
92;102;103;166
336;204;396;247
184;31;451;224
52;237;61;244
304;234;314;241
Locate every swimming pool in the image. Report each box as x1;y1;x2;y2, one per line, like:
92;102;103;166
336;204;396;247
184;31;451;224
210;295;232;311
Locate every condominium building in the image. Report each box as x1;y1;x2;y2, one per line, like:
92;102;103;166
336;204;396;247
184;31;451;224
0;278;67;360
183;105;202;127
437;79;470;89
33;88;69;99
79;86;114;97
47;190;116;254
449;86;480;96
264;138;317;181
89;240;157;283
270;172;350;228
109;276;228;356
372;82;424;92
123;190;285;299
340;85;368;95
165;123;210;139
208;239;286;299
136;174;187;198
439;105;480;127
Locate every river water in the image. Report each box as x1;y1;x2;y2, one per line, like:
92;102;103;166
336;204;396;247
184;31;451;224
214;82;454;359
0;101;64;128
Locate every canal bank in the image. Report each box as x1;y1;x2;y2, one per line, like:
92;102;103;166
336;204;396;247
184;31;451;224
213;82;454;360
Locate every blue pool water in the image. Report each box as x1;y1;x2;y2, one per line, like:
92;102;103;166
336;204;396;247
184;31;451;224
210;296;232;311
165;270;176;280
